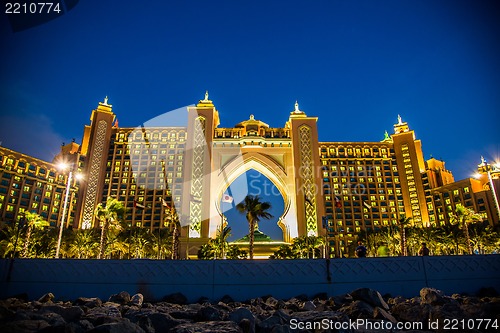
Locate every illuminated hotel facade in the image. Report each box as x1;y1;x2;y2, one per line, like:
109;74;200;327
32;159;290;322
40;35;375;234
0;94;499;257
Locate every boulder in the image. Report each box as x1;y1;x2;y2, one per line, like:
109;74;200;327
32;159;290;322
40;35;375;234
163;293;188;305
420;287;446;305
219;294;235;304
196;305;224;321
38;293;55;303
350;288;389;310
40;305;84;322
74;297;102;308
148;312;185;332
108;291;130;305
301;301;316;311
229;307;256;333
130;294;144;307
339;300;374;319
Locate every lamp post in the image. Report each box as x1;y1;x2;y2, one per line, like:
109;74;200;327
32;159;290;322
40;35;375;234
55;163;82;259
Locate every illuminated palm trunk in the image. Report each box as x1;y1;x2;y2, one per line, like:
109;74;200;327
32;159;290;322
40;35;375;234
21;225;32;258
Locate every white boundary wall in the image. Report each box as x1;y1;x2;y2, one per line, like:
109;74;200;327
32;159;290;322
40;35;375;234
1;255;499;302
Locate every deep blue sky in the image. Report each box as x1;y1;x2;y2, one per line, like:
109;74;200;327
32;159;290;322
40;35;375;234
1;0;499;183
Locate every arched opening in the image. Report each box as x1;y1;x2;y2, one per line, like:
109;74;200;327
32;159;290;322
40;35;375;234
220;169;285;242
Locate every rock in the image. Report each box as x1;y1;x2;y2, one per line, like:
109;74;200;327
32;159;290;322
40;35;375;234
38;312;67;327
38;293;55;303
391;302;431;322
163;292;188;305
148;312;185;332
229;307;256;333
420;287;448;305
0;319;50;333
168;305;200;320
483;298;500;318
197;296;210;304
108;291;130;305
265;297;279;308
350;288;389;310
258;309;291;333
339;300;374;319
88;320;145;333
77;320;95;331
0;304;16;321
83;304;122;326
40;304;84;322
289;311;349;331
74;297;102;308
239;318;253;333
130;294;144;307
37;325;71;333
373;306;397;323
220;294;234;304
331;293;353;307
171;321;242;333
387;295;406;305
301;301;316;311
196;304;224;321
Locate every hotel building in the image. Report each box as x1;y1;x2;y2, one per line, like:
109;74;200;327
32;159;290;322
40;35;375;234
1;94;498;257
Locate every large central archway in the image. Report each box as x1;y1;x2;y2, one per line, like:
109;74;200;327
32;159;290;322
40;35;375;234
220;169;285;241
210;151;298;243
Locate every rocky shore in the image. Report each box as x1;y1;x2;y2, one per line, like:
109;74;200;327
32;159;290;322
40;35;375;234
0;287;499;333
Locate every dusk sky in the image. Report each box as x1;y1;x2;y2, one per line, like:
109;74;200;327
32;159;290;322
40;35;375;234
1;1;499;238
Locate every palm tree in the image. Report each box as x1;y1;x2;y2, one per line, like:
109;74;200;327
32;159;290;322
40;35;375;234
94;198;126;259
164;207;181;260
397;215;412;256
68;229;99;258
212;225;232;259
236;195;273;259
0;224;23;258
197;243;215;259
270;244;295;259
226;245;247;259
292;236;310;258
451;204;481;255
22;212;49;257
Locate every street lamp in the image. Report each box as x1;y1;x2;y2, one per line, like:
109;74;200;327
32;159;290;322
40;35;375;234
55;163;82;258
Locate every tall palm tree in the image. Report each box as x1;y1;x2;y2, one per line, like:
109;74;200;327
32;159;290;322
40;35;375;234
94;198;126;259
22;212;49;258
236;195;273;259
451;204;481;255
397;215;412;256
164;207;181;260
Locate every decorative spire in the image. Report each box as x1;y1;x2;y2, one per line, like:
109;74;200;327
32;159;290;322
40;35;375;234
295;100;300;112
481;156;487;164
384;130;390;140
397;114;403;125
204;90;209;101
249;114;255;120
104;96;109;105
